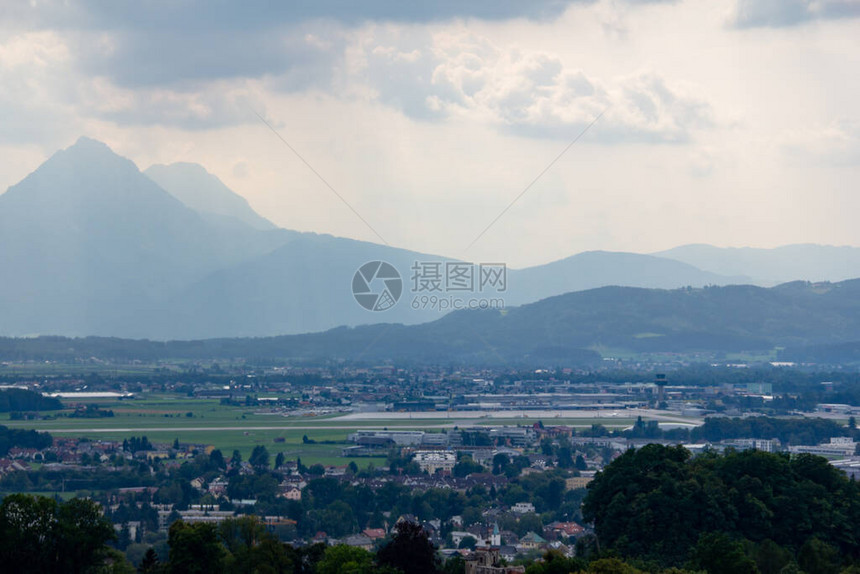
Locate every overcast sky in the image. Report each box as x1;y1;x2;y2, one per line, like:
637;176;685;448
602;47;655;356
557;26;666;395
1;0;858;267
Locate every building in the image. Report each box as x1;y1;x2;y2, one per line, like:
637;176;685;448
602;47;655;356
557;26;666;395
511;502;535;514
565;476;592;490
464;548;525;574
724;439;780;453
789;437;857;457
413;451;457;474
517;531;547;550
281;487;302;501
348;430;425;446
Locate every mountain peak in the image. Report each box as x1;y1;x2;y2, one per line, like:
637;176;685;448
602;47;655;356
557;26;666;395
145;162;276;231
72;135;110;149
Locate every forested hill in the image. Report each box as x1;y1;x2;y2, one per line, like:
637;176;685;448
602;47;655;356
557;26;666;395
583;445;860;571
2;280;860;364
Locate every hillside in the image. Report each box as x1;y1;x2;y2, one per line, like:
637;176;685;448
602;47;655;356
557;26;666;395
2;280;860;365
0;138;749;339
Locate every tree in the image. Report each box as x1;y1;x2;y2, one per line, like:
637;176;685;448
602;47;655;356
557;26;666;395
797;537;840;574
316;545;375;574
0;494;116;574
752;539;793;574
687;532;758;574
377;521;439;574
249;445;270;470
275;452;285;469
166;521;226;574
458;536;477;550
219;516;292;573
524;550;587;574
452;456;484;478
582;445;860;567
492;453;510;475
138;547;161;573
210;449;226;470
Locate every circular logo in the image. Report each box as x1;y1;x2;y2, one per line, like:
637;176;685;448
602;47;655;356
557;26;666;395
352;261;403;311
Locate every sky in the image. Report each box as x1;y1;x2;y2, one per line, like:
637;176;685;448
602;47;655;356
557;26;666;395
0;0;858;268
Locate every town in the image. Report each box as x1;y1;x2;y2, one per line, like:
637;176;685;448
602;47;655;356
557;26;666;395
2;360;860;571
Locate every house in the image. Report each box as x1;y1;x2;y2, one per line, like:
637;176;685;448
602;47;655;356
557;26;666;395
281;487;302;501
518;531;547;550
464;547;525;574
343;534;374;551
362;528;386;540
545;521;585;539
0;459;29;475
565;476;592;490
511;502;535;514
413;451;457;474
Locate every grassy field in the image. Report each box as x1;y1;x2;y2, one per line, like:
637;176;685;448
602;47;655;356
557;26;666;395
1;393;657;464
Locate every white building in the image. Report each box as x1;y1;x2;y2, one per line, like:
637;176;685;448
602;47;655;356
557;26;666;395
511;502;536;514
413;451;457;474
789;437;857;457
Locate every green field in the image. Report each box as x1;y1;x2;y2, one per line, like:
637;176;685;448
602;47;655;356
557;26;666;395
2;393;656;464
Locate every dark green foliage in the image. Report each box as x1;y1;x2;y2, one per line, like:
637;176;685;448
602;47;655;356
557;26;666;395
687;532;758;574
138;547;161;573
166;521;226;574
248;445;270;470
377;521;440;574
523;550;587;574
583;445;860;567
0;424;52;456
0;388;62;411
315;545;374;574
218;516;292;574
124;436;153;453
692;416;849;445
797;538;840;574
0;494;116;573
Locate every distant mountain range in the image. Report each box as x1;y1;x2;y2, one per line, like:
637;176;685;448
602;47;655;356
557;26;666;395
1;137;859;343
3;280;860;365
656;244;860;285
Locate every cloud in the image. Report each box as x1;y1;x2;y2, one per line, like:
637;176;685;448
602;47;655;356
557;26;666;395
356;29;713;143
780;120;860;166
731;0;860;28
0;1;710;139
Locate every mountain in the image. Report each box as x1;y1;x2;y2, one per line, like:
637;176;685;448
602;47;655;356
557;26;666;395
123;234;454;339
656;244;860;285
145;162;276;231
145;241;745;339
0;137;291;336
4;280;860;365
0;137;830;340
507;251;748;305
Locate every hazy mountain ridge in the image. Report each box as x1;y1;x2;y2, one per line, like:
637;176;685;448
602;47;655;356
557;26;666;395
3;280;860;364
656;243;860;285
1;137;858;340
145;162;277;231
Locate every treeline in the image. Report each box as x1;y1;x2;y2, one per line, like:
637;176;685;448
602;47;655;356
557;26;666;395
0;388;62;412
554;415;849;447
0;425;52;457
6;490;856;574
691;416;850;444
0;494;118;572
583;445;860;571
